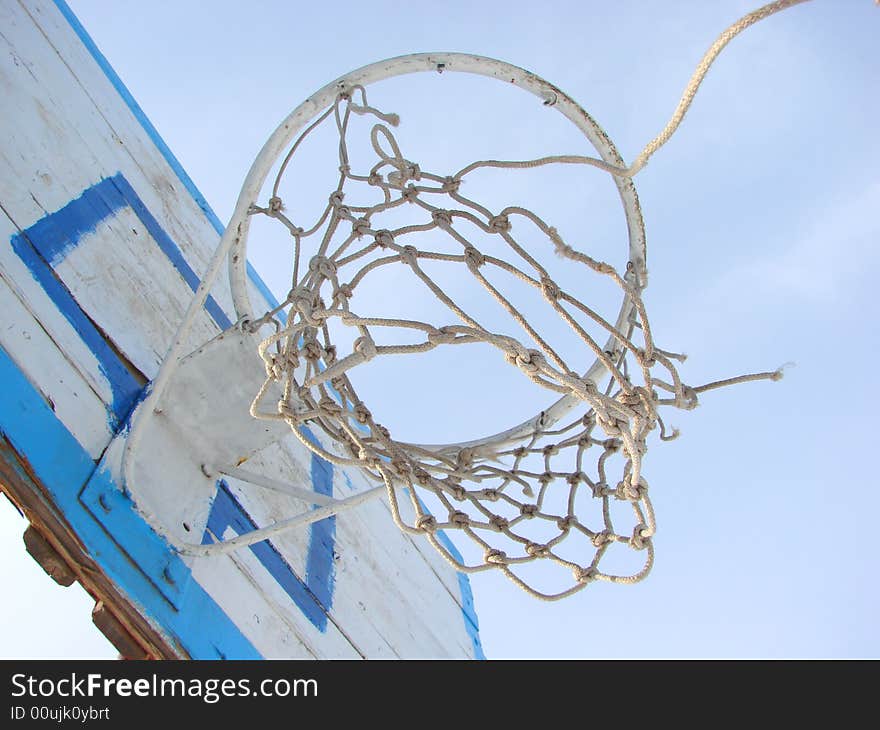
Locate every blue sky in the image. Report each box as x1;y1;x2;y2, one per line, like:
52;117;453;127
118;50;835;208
2;0;877;658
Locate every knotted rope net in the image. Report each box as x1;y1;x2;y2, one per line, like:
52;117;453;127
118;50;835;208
233;0;828;599
243;86;783;600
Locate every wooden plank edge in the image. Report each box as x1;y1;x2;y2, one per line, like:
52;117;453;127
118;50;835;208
0;434;183;660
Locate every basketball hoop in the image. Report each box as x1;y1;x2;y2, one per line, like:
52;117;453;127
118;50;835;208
120;0;830;599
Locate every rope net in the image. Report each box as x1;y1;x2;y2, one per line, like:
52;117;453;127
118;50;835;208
243;86;780;600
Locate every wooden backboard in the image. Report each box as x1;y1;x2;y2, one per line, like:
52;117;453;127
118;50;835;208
0;0;483;659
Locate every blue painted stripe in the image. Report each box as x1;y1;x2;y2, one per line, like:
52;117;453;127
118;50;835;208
11;174;233;429
11;227;142;430
52;0;281;313
109;174;231;329
203;481;330;632
432;529;486;660
0;343;260;659
406;489;485;660
79;461;191;608
300;427;337;616
18;179;119;267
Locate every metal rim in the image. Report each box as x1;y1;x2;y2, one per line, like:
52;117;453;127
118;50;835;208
224;52;647;453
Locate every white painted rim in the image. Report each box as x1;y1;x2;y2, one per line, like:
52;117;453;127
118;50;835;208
225;52;647;452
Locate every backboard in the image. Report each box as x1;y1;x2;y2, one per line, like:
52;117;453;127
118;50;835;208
0;0;483;659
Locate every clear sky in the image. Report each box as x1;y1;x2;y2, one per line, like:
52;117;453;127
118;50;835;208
1;0;878;659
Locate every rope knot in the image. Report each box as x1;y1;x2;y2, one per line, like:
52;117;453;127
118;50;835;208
442;176;460;193
328;191;345;207
566;471;584;486
480;488;500;502
427;327;456;345
323;345;337;364
463;246;485;269
288;287;321;325
374;423;391;440
622;479;646;502
542;443;559;457
268;358;284;381
484;549;507;565
268;196;283;213
352;218;372;237
573;566;597;584
318;397;342;417
353;402;372;424
413;468;431;486
512;349;543;374
374;229;394;248
451;485;466;501
488;214;511;233
540;276;560;301
629;523;652;550
357;447;380;467
334;283;354;301
598;416;623;436
591;531;611;548
489;515;509;531
431;209;452;228
402;184;419;203
269;350;298;380
353;336;377;362
367;172;382;186
415;515;437;533
617;390;642;407
603;438;622;453
525;542;548;558
302;340;323;361
679;385;699;410
308;255;337;279
637;348;657;367
449;511;470;527
277;399;296;420
390;458;411;477
400;245;419;266
556;516;574;531
456;448;475;469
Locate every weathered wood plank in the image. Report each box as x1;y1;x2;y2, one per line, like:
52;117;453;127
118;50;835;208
0;261;111;459
232;439;474;658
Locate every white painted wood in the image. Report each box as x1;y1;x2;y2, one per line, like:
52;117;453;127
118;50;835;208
237;438;475;657
59;210;224;378
340;454;468;603
17;0;239;310
190;543;362;660
0;7;228;371
219;466;339;505
0;199;120;434
0;221;111;458
0;0;481;659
